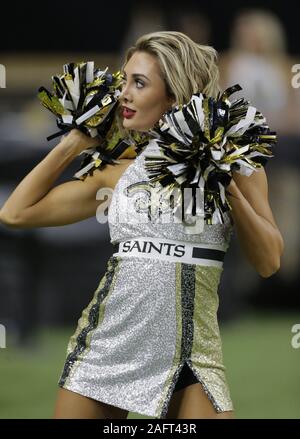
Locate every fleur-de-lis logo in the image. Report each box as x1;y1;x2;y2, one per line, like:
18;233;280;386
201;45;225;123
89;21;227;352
124;181;175;221
123;180;205;233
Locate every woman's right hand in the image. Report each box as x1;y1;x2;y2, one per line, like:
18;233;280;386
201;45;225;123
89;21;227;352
60;128;102;156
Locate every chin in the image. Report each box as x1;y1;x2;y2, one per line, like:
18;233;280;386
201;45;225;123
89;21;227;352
122;119;147;132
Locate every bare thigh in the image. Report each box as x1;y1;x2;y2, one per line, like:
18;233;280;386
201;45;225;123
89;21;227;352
166;383;235;419
53;387;129;419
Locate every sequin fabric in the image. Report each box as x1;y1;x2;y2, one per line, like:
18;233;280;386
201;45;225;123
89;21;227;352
58;139;235;418
108;140;234;247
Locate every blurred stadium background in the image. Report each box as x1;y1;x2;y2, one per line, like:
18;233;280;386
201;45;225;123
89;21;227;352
0;0;299;419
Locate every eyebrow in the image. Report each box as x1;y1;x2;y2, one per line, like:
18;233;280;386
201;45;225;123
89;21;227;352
122;70;150;82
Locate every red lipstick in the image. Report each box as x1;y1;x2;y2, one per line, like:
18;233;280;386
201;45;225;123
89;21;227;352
122;106;136;119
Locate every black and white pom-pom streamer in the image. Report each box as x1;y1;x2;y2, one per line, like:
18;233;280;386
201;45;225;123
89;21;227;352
141;84;276;225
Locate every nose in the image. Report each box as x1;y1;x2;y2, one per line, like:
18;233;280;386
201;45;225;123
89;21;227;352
119;82;133;104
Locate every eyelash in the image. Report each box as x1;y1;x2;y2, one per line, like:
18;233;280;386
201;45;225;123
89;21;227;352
121;77;144;89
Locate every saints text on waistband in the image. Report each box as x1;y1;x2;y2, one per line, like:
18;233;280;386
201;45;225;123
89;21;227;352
120;240;185;258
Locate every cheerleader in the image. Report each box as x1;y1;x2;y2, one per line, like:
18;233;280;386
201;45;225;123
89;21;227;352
0;31;284;419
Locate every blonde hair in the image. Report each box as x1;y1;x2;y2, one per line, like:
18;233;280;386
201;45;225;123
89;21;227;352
116;30;221;142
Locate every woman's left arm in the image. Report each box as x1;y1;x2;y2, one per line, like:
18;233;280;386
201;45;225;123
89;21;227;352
225;167;284;278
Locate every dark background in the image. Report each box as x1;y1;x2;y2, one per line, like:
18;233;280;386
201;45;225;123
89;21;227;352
1;1;299;54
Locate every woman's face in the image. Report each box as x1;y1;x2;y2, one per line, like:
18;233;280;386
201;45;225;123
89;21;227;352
119;51;175;131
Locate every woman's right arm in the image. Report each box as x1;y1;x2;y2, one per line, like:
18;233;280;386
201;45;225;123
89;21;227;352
0;129;131;229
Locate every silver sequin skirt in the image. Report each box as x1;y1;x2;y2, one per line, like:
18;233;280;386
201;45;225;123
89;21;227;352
58;255;234;418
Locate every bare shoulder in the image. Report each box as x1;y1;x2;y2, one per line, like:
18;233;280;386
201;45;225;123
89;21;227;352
94;158;135;190
232;167;268;199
